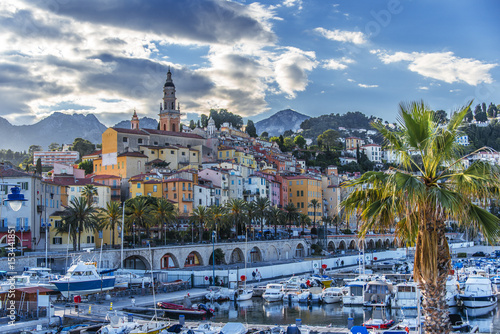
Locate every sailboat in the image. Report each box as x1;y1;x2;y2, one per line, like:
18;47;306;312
236;223;253;301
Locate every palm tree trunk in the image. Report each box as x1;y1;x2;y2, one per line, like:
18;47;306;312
415;219;451;334
78;230;81;251
112;224;115;247
199;221;203;242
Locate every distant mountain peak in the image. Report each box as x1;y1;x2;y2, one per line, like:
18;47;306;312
255;109;310;137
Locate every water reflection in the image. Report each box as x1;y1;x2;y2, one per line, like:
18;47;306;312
205;297;500;332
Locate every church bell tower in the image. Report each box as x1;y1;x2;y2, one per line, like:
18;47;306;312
159;68;181;132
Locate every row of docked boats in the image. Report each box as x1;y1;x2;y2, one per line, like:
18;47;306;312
0;261;153;298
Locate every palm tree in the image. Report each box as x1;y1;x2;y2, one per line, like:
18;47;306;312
81;184;98;206
342;101;500;334
152;198;176;243
283;203;298;233
55;216;79;251
266;206;282;238
190;206;210;242
61;197;98;251
226;199;246;238
98;201;121;247
308;198;321;228
208;205;227;241
298;213;311;234
243;201;257;239
254;197;271;236
126;197;153;245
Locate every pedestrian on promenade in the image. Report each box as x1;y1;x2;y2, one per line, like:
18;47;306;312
256;270;262;282
341;260;344;266
252;270;256;281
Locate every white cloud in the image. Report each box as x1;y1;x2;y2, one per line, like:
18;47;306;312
314;27;367;45
282;0;303;10
418;86;429;90
358;83;378;88
347;78;356;83
322;59;346;70
375;50;497;86
273;47;317;98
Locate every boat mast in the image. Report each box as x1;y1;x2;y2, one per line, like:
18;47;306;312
149;244;158;320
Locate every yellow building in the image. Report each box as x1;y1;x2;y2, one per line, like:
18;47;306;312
93;152;149;180
234;151;257;169
218;146;236;160
163;178;195;218
286;175;322;221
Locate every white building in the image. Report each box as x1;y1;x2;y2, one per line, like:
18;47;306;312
244;174;268;202
361;144;382;163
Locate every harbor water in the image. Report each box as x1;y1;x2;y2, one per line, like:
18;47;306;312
200;297;500;333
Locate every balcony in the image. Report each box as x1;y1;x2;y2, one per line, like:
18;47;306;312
183;197;194;202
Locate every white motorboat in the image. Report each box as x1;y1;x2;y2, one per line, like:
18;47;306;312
114;270;152;288
50;261;116;298
446;276;461;308
262;283;284;302
98;315;169;334
363;279;393;307
321;287;344;303
236;288;253;301
297;291;310;304
205;287;235;301
309;287;323;304
219;322;247;334
392;282;419;309
458;275;498;317
343;281;367;305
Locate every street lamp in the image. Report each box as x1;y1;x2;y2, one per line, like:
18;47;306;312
121;202;125;268
41;222;52;268
4;186;27;211
133;223;136;247
20;227;24;257
164;223;167;246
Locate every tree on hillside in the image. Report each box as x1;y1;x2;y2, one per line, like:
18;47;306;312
189;120;196;129
48;142;61;151
246;120;257;137
294;135;306;149
78;160;93;175
260;131;269;139
200;114;209;128
475;111;488;122
72;138;95;161
342;100;500;334
209;109;243;129
465;108;474;122
317;129;340;149
35;158;42;175
433;110;448;124
487;103;498;118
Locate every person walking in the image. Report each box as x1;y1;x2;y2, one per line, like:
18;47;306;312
252;270;256;281
256;270;262;282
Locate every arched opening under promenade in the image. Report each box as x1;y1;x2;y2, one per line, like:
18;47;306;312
348;240;356;250
209;248;226;265
327;241;335;252
366;239;375;249
230;248;244;264
124;255;150;270
376;239;383;249
338;240;346;250
384;239;391;249
161;253;179;269
250;247;262;263
295;243;305;257
266;245;279;261
184;251;203;267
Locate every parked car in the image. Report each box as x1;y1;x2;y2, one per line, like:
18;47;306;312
472;251;487;257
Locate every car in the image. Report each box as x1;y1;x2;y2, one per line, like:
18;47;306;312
472;251;487;257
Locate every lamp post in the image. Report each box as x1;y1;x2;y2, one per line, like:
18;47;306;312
41;221;51;268
133;223;136;247
20;227;23;257
212;230;216;285
121;202;125;268
164;223;167;246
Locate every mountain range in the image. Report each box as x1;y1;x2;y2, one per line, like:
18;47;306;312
255;109;310;137
0;109;310;151
0;112;108;152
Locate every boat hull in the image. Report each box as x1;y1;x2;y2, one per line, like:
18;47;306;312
52;277;116;298
342;295;364;305
458;294;498;317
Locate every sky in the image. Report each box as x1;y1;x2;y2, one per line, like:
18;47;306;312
1;0;499;127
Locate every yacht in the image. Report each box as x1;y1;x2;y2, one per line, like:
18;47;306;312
363;279;393;307
457;275;498;317
342;281;367;306
321;287;344;303
235;287;253;301
50;261;116;298
446;276;461;308
392;282;419;309
262;283;284;302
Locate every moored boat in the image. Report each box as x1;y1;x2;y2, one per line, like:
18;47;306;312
457;275;498;317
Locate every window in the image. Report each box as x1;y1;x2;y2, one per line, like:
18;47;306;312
53;237;62;245
123;137;128;142
137;183;141;189
184;205;188;213
174;193;177;199
138;138;143;144
231;180;234;185
297;191;300;197
193;153;196;156
151;151;154;154
301;190;304;196
182;152;185;156
301;202;304;208
87;236;91;243
301;180;304;185
153;185;157;192
199;199;202;205
171;150;175;154
154;141;158;145
289;181;292;186
122;162;124;168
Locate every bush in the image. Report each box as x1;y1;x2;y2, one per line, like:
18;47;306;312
311;243;323;255
457;252;467;258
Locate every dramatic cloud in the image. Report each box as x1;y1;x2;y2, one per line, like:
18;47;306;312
273;47;317;98
376;51;497;86
314;27;367;45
